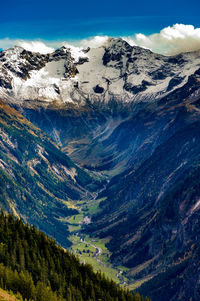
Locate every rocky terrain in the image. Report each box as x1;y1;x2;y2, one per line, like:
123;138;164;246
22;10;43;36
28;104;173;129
1;39;200;300
0;99;100;247
87;70;200;300
1;38;200;107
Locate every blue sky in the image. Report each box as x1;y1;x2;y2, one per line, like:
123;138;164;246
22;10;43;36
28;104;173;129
0;0;200;40
1;0;200;55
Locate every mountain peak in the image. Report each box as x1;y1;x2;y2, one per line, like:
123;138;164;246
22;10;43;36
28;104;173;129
104;37;133;52
1;39;200;107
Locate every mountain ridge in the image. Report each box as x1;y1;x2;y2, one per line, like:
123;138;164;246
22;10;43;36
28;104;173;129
0;98;100;247
1;39;200;109
1;40;200;300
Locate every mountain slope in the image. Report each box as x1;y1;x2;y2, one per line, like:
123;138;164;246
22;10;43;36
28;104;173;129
0;99;99;247
0;288;21;301
86;70;200;300
1;39;200;106
1;41;200;300
1;40;200;177
0;212;146;301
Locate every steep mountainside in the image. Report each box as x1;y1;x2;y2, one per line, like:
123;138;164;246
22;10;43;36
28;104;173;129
87;70;200;300
0;99;99;247
1;40;200;176
1;40;200;300
1;39;200;106
0;212;145;301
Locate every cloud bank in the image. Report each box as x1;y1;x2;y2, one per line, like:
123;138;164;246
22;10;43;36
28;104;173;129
18;41;54;54
79;36;109;48
1;24;200;56
124;24;200;55
0;38;55;54
0;36;110;54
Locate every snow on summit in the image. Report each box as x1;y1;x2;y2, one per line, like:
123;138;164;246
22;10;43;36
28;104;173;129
1;38;200;106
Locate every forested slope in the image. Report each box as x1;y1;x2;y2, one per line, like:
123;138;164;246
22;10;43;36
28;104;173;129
0;212;148;301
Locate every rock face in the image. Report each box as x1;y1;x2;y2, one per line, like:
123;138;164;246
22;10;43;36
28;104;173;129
0;99;99;248
0;47;47;80
1;38;200;106
1;40;200;300
87;70;200;301
1;39;200;176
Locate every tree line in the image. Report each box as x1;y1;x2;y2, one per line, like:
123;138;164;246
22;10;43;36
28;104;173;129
0;211;150;301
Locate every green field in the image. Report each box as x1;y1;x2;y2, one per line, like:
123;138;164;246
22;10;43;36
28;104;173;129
69;234;127;284
66;197;130;285
65;195;147;290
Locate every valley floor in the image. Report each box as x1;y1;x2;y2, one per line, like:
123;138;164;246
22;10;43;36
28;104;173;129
64;197;150;290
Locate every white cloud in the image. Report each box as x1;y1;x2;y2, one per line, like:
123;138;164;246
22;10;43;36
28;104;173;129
17;41;54;54
1;25;200;56
0;38;15;50
123;24;200;55
0;38;54;54
0;36;109;55
80;36;109;48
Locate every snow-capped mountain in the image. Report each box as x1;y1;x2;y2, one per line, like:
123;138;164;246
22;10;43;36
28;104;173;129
1;38;200;106
1;37;200;301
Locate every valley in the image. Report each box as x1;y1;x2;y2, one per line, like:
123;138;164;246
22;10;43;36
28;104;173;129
65;196;129;286
1;40;200;300
64;189;155;290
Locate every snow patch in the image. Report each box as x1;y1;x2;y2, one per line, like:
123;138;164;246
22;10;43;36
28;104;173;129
63;44;88;63
2;39;200;106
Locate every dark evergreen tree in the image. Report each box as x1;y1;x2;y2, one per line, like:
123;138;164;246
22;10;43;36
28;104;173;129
0;211;148;301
